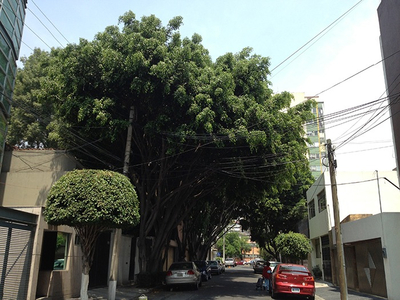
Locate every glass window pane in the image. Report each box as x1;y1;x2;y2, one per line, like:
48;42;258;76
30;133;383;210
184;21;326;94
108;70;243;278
0;13;13;36
54;232;69;270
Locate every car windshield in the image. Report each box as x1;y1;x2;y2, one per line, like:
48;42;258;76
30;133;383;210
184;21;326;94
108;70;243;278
169;262;193;270
208;261;218;265
256;261;264;265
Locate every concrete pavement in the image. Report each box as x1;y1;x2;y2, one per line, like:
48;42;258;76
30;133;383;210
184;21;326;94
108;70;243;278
315;281;386;300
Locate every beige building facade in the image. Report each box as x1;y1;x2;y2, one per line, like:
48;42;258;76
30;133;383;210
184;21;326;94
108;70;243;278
0;149;83;299
0;149;178;299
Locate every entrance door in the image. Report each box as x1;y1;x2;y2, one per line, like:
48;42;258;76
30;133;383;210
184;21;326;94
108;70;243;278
89;231;111;288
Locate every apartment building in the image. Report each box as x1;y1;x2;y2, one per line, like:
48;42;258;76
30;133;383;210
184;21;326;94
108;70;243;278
0;0;27;169
291;92;327;180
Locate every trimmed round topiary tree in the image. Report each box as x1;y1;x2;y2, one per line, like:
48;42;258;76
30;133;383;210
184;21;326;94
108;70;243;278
274;231;312;263
44;169;140;300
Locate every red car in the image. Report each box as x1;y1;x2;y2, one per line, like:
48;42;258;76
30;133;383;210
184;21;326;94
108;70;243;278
271;263;315;300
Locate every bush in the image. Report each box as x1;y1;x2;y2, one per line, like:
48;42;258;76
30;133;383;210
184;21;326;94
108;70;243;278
312;265;322;279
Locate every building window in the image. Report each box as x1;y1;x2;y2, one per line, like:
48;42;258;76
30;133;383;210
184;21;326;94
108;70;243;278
40;231;69;271
314;239;321;258
318;191;326;212
308;200;315;219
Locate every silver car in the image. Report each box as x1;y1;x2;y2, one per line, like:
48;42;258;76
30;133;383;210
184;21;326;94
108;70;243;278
165;261;202;290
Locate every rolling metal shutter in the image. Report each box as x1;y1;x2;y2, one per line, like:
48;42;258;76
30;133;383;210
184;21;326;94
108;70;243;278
0;208;36;300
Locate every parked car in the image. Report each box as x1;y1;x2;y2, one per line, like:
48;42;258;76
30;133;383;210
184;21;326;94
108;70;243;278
225;258;236;267
193;260;212;281
271;263;315;300
207;260;222;275
165;261;202;290
53;259;65;270
236;260;244;265
253;260;265;274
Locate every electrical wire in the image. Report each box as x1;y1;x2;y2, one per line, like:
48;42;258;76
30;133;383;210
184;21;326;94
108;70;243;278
26;7;65;48
30;0;70;44
270;0;364;74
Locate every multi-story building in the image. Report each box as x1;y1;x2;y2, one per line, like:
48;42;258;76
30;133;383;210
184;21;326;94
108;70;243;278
292;92;327;180
0;0;27;169
307;170;400;298
378;0;400;186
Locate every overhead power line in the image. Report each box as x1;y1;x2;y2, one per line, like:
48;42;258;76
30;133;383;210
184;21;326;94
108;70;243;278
26;7;65;48
270;0;364;74
30;0;70;44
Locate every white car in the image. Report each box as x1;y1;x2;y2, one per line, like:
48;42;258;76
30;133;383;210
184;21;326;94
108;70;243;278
225;258;236;267
165;261;202;290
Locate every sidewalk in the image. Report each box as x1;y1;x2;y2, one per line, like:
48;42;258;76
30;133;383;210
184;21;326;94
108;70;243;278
68;285;152;300
315;280;387;300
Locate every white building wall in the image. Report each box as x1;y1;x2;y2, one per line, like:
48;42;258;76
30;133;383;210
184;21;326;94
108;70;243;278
308;171;399;230
307;170;400;299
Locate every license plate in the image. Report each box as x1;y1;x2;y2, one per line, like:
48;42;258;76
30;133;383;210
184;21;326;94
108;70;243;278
177;273;184;277
291;288;300;293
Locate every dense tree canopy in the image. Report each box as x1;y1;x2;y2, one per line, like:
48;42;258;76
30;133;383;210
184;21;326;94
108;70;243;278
8;49;54;148
14;11;315;274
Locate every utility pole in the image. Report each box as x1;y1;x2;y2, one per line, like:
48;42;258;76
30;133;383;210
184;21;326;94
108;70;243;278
223;233;226;263
326;139;348;300
109;106;135;300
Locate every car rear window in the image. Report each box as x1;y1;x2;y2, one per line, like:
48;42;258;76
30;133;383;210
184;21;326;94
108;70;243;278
280;265;308;272
169;263;193;270
208;261;218;265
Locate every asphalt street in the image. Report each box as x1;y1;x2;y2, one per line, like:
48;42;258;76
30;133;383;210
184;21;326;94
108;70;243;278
79;265;387;300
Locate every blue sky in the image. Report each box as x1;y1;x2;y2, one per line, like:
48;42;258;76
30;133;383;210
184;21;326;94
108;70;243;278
19;0;396;173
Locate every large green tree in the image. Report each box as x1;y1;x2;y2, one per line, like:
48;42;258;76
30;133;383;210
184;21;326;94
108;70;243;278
7;48;55;148
44;169;140;300
18;12;314;274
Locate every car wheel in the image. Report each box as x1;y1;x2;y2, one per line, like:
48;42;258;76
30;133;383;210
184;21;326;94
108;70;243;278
208;273;212;280
194;281;199;290
271;289;278;299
